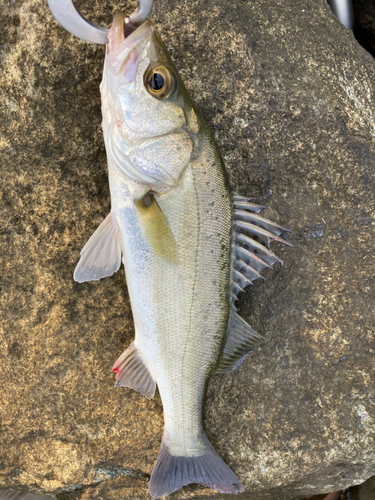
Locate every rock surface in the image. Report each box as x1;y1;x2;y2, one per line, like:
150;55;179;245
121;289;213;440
352;0;375;57
0;490;51;500
1;0;375;499
349;475;375;500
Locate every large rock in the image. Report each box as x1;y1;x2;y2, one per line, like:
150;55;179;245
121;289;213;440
350;475;375;499
352;0;375;56
1;0;375;498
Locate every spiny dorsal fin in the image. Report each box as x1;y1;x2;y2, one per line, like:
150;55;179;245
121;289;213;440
112;342;156;400
216;194;291;373
231;194;291;306
74;212;122;283
215;310;265;374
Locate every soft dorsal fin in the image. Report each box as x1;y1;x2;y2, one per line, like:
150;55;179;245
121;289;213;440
74;212;122;283
112;342;156;400
215;310;265;374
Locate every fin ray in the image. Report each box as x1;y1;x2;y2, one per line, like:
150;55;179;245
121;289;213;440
234;258;265;283
235;220;293;247
236;246;272;272
233;193;255;201
216;310;265;374
149;433;243;498
134;193;178;264
231;197;291;304
234;201;268;213
232;269;253;289
74;212;122;283
235;209;291;235
223;195;290;372
236;233;283;267
112;342;156;400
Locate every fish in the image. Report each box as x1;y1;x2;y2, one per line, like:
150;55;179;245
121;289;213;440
73;12;291;498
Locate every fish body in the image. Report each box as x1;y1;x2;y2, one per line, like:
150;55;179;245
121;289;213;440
74;13;290;498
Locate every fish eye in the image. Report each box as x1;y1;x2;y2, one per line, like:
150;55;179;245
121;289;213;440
145;65;174;98
150;73;164;91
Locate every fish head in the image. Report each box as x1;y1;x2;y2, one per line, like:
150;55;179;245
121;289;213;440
101;13;201;191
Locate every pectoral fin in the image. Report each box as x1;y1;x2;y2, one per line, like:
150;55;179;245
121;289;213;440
74;212;122;283
134;193;178;264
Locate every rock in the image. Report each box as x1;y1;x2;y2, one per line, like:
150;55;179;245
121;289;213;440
0;491;54;500
352;0;375;57
349;475;375;500
1;0;375;499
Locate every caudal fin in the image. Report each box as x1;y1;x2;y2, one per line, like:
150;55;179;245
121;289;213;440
148;433;244;498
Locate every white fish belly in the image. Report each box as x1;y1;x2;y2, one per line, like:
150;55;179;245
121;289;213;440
110;138;232;457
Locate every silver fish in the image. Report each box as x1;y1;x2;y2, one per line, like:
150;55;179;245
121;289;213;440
71;12;291;499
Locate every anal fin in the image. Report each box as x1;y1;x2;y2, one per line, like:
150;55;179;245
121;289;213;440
112;342;156;400
74;212;122;283
215;310;265;374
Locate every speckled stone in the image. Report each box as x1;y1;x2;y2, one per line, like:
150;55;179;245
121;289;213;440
1;0;374;499
349;475;375;500
352;0;375;56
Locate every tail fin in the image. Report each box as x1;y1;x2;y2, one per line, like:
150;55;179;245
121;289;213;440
148;433;244;498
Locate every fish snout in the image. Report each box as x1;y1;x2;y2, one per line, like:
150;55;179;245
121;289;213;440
107;12;126;54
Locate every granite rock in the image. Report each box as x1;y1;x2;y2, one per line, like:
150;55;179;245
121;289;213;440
1;0;375;499
352;0;375;57
0;491;54;500
349;475;375;500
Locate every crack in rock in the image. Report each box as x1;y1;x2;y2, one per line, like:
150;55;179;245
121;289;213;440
88;465;148;483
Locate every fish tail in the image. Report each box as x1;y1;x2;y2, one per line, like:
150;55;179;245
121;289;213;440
148;432;244;498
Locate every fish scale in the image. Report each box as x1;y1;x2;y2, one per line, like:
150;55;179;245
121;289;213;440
152;149;232;455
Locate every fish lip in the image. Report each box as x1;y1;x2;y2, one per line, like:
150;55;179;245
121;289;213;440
105;19;154;78
107;18;154;55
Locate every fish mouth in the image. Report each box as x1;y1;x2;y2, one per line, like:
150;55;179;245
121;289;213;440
106;14;154;79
